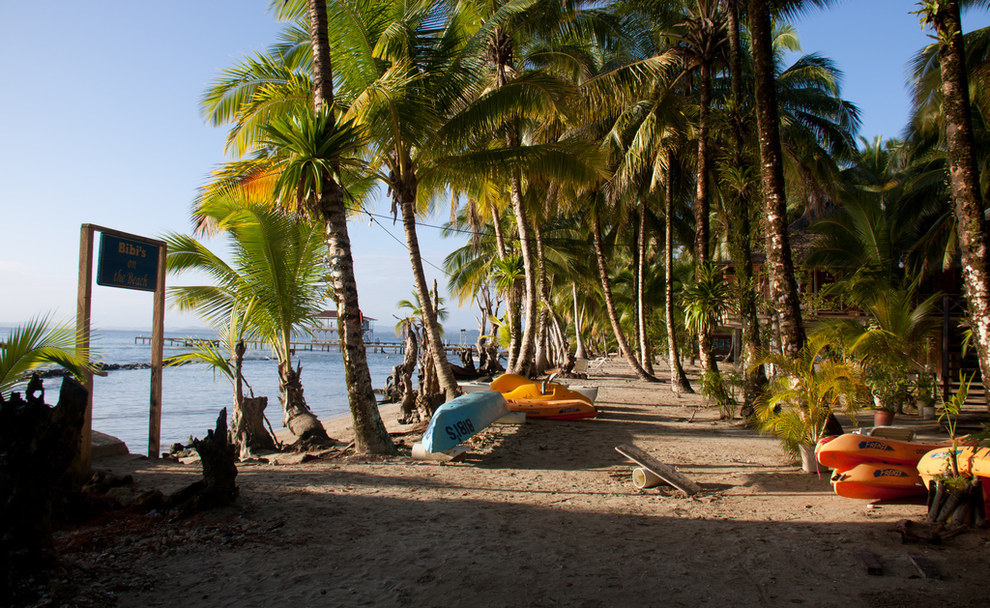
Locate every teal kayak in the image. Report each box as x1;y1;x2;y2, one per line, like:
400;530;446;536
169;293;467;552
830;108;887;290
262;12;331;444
422;391;509;453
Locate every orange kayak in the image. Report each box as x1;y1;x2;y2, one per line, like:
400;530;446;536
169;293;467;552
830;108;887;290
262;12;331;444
830;462;926;500
489;373;533;393
917;446;990;483
815;433;947;471
505;398;598;420
501;382;593;405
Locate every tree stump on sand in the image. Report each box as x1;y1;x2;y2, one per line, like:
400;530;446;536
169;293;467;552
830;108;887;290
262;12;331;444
0;375;87;601
168;408;239;512
231;340;276;456
231;395;276;457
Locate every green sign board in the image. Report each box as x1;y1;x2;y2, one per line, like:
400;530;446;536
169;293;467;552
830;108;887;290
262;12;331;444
96;233;160;292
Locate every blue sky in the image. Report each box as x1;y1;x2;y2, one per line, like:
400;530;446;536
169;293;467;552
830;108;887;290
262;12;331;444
1;1;987;334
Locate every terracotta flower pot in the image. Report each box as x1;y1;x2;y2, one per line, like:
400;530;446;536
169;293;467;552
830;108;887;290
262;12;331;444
873;409;895;426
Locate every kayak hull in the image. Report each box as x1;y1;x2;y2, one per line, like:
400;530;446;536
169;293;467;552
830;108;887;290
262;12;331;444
830;462;926;500
422;391;509;453
489;373;597;404
502;382;593;405
917;446;990;483
506;398;598;420
489;373;532;394
815;433;944;470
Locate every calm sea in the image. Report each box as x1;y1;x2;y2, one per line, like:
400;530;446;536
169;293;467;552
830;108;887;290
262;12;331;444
6;328;401;456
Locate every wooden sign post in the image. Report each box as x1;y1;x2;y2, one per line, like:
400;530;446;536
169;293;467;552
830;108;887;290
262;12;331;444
77;224;167;471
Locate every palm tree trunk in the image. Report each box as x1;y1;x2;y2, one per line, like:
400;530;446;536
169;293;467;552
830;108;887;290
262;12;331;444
665;160;693;393
309;0;393;454
278;358;329;443
309;0;334;111
695;62;718;375
396;175;460;401
636;199;655;375
320;189;394;454
928;0;990;407
509;155;538;376
230;340;276;453
725;0;766;412
488;200;520;370
572;282;587;360
748;0;806;359
592;217;658;382
533;222;550;375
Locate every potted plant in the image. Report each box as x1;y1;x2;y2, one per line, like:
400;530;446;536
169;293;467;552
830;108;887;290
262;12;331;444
838;289;940;425
861;361;913;425
755;332;865;473
914;371;937;419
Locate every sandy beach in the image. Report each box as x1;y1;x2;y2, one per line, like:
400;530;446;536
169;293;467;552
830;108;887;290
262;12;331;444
53;360;990;607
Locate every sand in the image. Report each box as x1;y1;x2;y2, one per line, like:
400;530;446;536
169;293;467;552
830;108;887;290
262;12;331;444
52;360;990;607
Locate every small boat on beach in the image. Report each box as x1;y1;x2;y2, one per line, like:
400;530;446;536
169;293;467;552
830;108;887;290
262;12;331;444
489;373;533;393
421;391;509;453
502;381;593;405
829;462;926;500
505;398;598;420
815;433;947;471
457;381;490;394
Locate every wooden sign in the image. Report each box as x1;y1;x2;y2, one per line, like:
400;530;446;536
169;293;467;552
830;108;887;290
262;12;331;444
77;224;167;473
96;233;161;291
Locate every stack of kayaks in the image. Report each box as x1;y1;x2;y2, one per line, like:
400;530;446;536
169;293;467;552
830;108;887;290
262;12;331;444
815;432;946;500
488;373;598;420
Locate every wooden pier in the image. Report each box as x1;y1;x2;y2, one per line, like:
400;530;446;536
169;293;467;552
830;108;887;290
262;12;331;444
134;336;470;355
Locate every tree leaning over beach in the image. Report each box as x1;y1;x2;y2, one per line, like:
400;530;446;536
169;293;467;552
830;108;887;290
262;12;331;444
281;0;395;453
198;1;394;452
321;0;469;402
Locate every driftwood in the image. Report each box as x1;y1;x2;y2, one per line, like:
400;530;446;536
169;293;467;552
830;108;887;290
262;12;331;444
168;409;238;512
395;326;420;423
0;375;87;600
475;336;504;377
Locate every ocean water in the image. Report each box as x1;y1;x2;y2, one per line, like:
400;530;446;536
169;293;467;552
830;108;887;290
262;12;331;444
6;328;400;455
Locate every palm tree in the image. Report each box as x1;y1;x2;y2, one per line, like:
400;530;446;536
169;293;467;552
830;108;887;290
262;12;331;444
164;299;277;453
916;0;990;405
322;0;470;401
746;0;834;358
165;201;331;445
199;0;395;454
1;315;93;397
755;330;864;458
667;0;728;374
449;0;603;376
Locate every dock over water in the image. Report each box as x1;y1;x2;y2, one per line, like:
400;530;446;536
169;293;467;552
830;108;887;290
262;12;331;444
134;335;470;355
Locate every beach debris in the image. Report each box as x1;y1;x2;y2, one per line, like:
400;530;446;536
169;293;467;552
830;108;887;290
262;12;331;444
167;408;238;512
615;444;701;495
907;553;941;580
411;442;469;462
856;551;884;576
